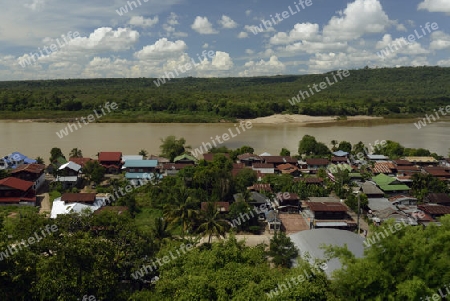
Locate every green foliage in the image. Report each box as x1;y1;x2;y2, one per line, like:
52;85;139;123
83;160;105;184
327;216;450;300
337;141;352;153
68;148;82;158
1;67;450;122
345;193;368;213
280;147;291;156
268;231;299;268
411;173;448;201
160;136;189;162
49;147;65;164
298;135;330;156
233;168;257;193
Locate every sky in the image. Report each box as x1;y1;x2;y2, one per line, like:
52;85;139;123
0;0;449;80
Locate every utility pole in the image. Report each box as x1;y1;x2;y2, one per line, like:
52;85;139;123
357;192;361;235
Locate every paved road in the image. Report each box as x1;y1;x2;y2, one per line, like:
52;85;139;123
38;193;51;217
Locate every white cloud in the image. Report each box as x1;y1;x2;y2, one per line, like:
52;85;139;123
245;10;252;16
128;16;159;28
24;0;46;11
191;16;218;34
202;43;209;49
418;0;450;13
269;23;320;45
430;31;450;50
238;32;248;38
239;56;286;77
218;15;238;29
167;12;179;26
245;49;254;54
323;0;391;41
134;38;187;60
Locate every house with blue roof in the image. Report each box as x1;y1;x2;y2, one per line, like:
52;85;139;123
0;152;36;170
122;159;159;185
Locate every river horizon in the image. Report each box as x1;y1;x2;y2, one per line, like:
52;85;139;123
1;120;448;161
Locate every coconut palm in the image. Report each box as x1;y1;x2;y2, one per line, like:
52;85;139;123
163;189;199;239
151;217;172;247
69;148;83;158
197;202;230;243
138;149;148;158
331;140;338;152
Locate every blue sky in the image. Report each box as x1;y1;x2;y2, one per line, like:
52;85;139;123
0;0;449;80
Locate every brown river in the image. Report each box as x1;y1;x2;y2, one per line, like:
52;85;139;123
0;119;448;161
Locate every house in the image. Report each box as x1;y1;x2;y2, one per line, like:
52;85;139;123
418;204;450;219
174;154;197;164
231;163;246;177
122;155;144;162
332;150;349;157
266;210;282;233
98;152;122;174
201;202;230;213
0;152;36;170
426;193;450;206
361;182;384;198
237;153;263;166
366;155;389;162
305;159;330;173
423;167;450;181
61;193;97;204
393;159;413;167
56;161;82;189
262;156;297;167
123;160;158;185
148;155;170;165
252;163;275;174
69;157;92;168
371;174;410;195
304;202;355;230
0;177;36;206
247;183;272;193
161;163;194;176
403;156;439;166
276;192;300;213
372;162;397;175
388;195;418;206
276;163;300;176
331;156;348;164
10;164;46;191
51;193;106;218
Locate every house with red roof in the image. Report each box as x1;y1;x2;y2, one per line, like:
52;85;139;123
10;163;46;191
98;152;122;174
0;177;36;206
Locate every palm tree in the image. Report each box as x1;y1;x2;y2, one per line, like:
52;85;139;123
163;189;199;239
197;202;230;243
139;149;148;158
69;148;83;158
331;140;338;152
151;217;172;247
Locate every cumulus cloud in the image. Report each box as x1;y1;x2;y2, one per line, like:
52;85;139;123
323;0;391;41
430;31;450;50
218;15;238;29
270;23;320;45
238;32;248;38
239;56;285;77
191;16;218;34
418;0;450;13
134;38;187;60
128;16;159;28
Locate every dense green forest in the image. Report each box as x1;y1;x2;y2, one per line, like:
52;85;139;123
0;66;449;122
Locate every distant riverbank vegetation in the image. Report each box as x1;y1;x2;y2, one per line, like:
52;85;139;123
1;66;450;123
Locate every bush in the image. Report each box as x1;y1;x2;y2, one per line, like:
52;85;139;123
248;226;261;234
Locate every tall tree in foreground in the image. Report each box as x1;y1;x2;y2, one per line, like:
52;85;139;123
327;216;450;301
197;202;230;243
268;231;299;268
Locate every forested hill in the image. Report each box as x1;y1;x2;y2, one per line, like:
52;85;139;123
0;66;449;122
